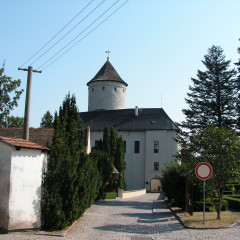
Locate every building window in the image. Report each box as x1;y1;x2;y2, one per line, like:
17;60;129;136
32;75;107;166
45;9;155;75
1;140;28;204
123;89;125;93
114;87;117;91
134;141;140;153
92;88;94;92
154;141;159;153
102;87;105;91
154;162;159;171
123;141;126;153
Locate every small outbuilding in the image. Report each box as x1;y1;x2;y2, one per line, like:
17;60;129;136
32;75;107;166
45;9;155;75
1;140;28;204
0;137;49;231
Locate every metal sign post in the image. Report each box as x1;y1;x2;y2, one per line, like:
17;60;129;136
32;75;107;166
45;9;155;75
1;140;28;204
195;162;212;225
203;180;206;224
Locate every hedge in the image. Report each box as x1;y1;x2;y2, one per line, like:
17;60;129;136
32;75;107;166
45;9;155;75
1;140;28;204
224;196;240;211
194;198;228;212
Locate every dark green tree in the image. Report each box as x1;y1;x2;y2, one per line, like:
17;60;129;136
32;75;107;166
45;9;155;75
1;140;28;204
161;162;186;209
181;45;239;137
110;127;118;157
5;115;24;127
0;62;24;127
114;135;126;189
40;110;53;128
103;126;111;155
235;41;240;129
90;150;112;195
42;93;86;230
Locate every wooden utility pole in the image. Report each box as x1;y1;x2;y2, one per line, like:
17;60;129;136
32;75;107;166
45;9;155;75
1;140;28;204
18;66;41;141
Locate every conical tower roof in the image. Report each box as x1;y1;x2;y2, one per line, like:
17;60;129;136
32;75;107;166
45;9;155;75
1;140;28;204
87;60;128;86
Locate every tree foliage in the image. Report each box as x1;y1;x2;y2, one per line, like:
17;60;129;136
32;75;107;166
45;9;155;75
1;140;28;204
40;110;53;128
41;94;101;230
4;115;24;127
161;162;186;209
181;45;239;137
94;126;126;191
0;62;24;127
177;125;240;219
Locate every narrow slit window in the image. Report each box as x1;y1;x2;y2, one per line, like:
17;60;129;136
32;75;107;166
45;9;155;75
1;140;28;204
134;141;140;153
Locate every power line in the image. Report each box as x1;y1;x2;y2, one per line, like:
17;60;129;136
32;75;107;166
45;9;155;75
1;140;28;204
38;0;127;71
42;0;129;71
20;0;95;67
30;0;106;67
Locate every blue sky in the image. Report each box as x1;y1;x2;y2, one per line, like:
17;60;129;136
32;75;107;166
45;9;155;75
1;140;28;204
1;0;240;127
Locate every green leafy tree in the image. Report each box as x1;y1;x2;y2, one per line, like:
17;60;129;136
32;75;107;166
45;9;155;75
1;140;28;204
0;62;24;127
181;45;239;137
178;125;240;219
5;115;24;127
40;110;53;128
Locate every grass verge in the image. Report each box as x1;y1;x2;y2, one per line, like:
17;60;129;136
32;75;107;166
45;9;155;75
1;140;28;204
175;209;240;228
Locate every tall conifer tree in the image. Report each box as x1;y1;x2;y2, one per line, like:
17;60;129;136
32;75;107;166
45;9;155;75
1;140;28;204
181;45;239;136
42;93;85;230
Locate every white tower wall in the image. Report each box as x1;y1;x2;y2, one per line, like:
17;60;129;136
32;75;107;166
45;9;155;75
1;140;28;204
88;81;126;111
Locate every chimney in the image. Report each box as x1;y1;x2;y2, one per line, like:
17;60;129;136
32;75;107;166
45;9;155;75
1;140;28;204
135;106;138;117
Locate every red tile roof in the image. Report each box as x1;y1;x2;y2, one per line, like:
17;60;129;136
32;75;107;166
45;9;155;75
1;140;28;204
0;136;49;151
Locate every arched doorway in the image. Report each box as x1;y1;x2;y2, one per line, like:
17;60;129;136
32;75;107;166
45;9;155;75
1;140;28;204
150;178;162;192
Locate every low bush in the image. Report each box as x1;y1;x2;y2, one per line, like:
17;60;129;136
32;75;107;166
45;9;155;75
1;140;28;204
224;196;240;211
193;198;228;212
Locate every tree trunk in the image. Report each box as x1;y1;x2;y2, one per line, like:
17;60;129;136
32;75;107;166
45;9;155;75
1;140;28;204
217;192;223;220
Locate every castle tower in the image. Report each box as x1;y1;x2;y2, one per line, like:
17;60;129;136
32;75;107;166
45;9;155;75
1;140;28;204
87;59;128;111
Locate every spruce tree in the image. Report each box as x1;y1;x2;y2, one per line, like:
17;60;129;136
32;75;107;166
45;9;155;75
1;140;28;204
40;110;53;128
235;42;240;129
181;45;238;136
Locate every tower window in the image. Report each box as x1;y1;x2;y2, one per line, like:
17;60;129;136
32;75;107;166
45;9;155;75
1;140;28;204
92;88;94;92
114;87;117;91
123;89;125;93
102;87;105;91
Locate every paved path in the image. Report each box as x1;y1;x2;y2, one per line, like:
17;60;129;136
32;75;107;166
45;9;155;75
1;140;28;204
1;193;240;239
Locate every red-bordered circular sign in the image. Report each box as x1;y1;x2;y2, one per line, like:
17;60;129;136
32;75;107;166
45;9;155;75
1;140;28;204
195;162;212;180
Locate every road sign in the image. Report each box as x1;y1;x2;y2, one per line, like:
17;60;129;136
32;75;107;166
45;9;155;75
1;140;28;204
195;162;213;224
195;162;212;180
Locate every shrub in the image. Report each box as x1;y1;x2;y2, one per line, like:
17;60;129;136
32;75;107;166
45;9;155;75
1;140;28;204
161;162;185;209
224;196;240;211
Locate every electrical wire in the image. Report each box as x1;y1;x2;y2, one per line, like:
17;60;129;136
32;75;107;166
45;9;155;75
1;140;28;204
38;0;126;71
30;0;106;66
41;0;129;71
20;0;95;67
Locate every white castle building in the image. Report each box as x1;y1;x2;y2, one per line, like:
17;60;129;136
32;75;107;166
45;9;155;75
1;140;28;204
80;58;179;192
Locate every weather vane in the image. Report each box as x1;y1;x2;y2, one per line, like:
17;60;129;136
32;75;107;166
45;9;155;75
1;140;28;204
105;50;110;60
